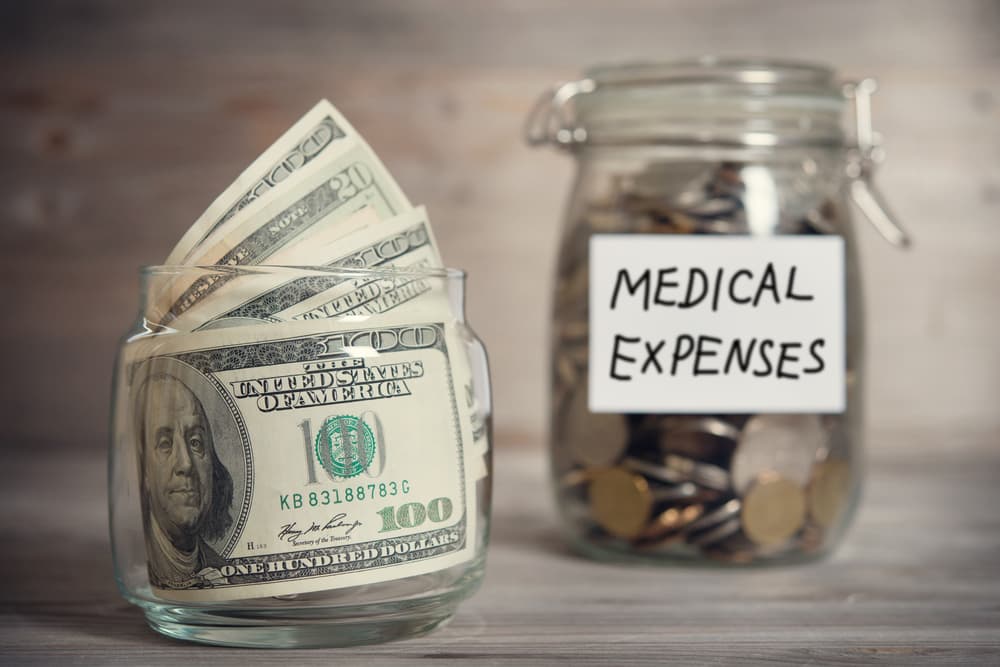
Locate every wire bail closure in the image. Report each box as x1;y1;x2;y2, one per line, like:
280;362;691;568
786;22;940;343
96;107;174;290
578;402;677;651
525;75;910;248
842;79;911;247
524;78;595;147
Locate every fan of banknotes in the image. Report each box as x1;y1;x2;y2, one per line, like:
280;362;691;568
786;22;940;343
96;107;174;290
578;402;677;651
149;99;445;330
115;100;489;601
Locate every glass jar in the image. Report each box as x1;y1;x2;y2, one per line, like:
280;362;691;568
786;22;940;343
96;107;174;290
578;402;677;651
109;265;492;647
527;59;907;565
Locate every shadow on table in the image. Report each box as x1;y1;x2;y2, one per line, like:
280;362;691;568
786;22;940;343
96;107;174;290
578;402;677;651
3;531;175;648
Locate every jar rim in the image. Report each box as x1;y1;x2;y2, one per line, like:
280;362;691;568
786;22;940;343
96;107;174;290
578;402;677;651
584;57;839;93
140;265;467;280
546;57;849;149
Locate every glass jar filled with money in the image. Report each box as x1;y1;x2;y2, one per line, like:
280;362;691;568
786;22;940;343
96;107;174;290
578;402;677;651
527;59;907;565
109;100;491;647
110;265;491;647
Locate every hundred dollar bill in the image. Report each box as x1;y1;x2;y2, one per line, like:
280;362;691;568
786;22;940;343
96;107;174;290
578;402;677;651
451;326;492;462
159;142;412;324
122;318;478;602
165;100;361;265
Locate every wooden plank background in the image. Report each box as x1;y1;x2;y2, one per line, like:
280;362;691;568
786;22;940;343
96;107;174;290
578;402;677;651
1;0;998;453
2;2;999;663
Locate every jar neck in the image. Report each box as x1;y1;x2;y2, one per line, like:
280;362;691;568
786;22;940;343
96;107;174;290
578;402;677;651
566;147;851;238
574;143;848;166
566;59;847;150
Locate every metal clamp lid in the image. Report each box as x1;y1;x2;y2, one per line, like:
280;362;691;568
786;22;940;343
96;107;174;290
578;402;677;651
525;75;911;248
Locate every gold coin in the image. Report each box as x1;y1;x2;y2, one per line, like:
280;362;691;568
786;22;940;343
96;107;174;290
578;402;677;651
588;468;653;539
702;533;758;563
704;545;756;565
559;467;595;489
638;503;704;541
635;208;698;235
807;460;852;528
798;523;825;554
741;475;807;547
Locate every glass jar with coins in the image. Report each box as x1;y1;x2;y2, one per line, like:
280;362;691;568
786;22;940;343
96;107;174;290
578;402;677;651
526;59;908;565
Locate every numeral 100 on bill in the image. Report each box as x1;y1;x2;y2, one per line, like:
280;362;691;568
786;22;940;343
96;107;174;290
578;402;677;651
298;412;386;484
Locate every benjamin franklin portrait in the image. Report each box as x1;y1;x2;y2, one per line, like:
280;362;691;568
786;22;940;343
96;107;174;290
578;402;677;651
135;373;234;589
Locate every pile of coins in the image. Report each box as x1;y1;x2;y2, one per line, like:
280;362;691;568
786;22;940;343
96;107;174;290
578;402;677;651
550;160;858;564
554;405;855;563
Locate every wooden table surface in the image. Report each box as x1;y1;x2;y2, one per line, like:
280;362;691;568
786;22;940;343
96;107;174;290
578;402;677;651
3;430;998;666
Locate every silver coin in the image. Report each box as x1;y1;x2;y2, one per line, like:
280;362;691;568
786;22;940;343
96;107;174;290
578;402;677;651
652;481;702;503
555;260;589;311
684;499;741;534
684;197;741;219
730;414;828;495
655;416;740;463
559;468;594;489
696;218;749;234
623;451;731;493
565;342;589;368
800;207;837;235
557;320;589;345
662;454;731;492
563;387;628;467
585;208;629;232
688;517;742;547
682;416;742;441
631;162;708;197
820;414;850;461
622;456;686;485
554;352;579;388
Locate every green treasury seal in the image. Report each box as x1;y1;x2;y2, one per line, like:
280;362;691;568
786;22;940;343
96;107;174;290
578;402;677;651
315;415;377;478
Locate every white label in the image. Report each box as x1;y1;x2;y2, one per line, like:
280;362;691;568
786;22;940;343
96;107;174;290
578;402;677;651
589;235;845;414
